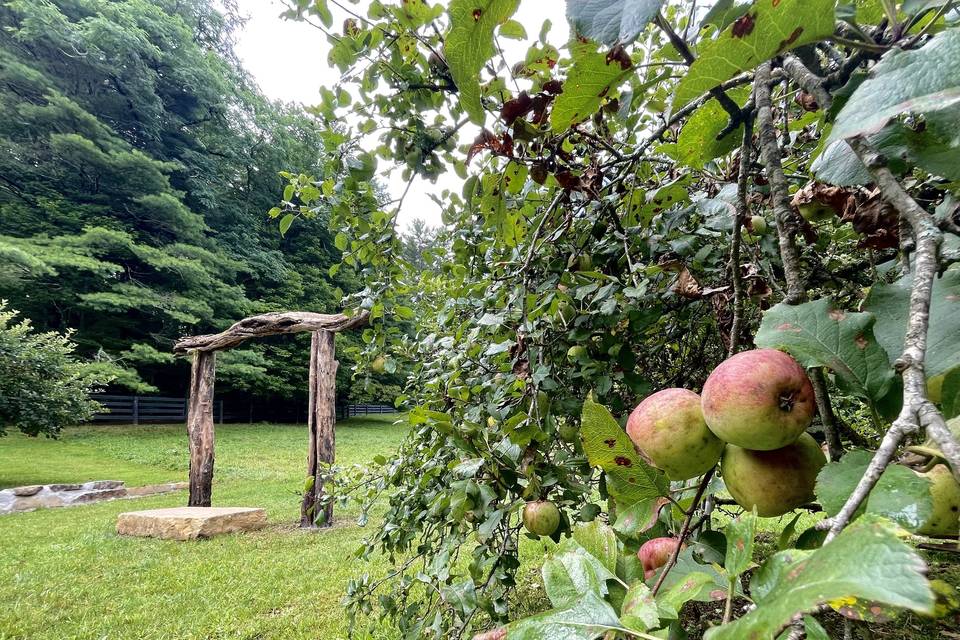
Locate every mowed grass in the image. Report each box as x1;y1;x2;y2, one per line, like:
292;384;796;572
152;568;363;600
0;417;411;640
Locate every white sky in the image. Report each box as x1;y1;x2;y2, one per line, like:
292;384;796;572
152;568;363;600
232;0;569;229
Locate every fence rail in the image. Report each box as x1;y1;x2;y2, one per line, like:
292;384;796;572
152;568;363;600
90;394;395;424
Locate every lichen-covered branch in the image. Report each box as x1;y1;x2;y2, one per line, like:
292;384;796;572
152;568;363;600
755;62;843;460
782;54;831;111
755;62;805;304
728;114;754;356
822;136;960;540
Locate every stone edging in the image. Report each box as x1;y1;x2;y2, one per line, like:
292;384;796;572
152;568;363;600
0;480;188;515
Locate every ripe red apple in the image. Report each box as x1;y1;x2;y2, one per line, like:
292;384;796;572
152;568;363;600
626;388;724;480
638;537;685;579
522;500;561;537
720;432;826;517
702;349;816;450
916;464;960;537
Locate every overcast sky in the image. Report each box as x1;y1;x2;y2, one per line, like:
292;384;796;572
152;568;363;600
232;0;569;229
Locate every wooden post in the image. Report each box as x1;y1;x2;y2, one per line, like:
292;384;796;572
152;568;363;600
187;350;216;507
300;330;337;528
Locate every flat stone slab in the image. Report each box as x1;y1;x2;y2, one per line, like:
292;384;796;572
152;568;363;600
116;507;267;540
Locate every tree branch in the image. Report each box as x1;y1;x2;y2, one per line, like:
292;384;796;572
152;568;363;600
755;62;843;461
821;136;960;540
755;62;805;304
651;468;715;596
728;113;754;356
781;54;831;111
654;14;743;125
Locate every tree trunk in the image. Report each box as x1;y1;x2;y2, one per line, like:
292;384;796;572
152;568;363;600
300;330;338;527
187;350;216;507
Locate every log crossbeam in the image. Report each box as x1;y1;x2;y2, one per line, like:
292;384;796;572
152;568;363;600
174;311;368;353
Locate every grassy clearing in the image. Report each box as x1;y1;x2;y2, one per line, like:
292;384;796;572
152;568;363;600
1;420;957;639
0;417;409;640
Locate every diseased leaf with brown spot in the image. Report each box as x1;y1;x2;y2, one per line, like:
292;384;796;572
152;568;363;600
580;395;668;506
673;0;835;109
705;516;934;640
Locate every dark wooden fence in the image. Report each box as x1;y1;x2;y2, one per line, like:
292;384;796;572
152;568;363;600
90;394;395;424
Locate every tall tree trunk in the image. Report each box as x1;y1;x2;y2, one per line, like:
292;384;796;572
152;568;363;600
300;330;338;527
187;350;216;507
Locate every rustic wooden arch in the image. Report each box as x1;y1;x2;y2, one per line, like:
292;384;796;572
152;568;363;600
174;311;367;528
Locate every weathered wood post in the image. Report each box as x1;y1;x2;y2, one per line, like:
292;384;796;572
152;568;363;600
187;350;216;507
300;330;338;527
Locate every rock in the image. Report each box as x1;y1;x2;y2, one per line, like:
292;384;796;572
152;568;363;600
85;480;124;490
125;482;188;497
13;494;65;512
116;507;267;540
48;483;83;492
12;485;43;497
70;488;128;503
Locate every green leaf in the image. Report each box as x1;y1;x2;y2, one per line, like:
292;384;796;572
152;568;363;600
723;509;757;578
505;591;622;639
550;41;635;133
863;265;960;379
815;111;960;185
941;366;960;420
499;18;526;39
655;547;738;603
445;0;520;124
581;395;669;506
828;28;960;144
801;615;830;640
815;450;933;531
656;572;716;619
620;581;660;632
565;0;665;46
542;540;618;608
572;521;619;575
278;214;295;236
673;0;836;109
705;516;934;640
754;298;896;406
674;89;749;169
611;496;670;539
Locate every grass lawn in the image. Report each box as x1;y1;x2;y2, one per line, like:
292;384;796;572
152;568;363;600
0;416;411;640
2;418;956;639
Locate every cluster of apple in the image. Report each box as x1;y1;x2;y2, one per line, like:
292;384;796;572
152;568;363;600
627;349;826;517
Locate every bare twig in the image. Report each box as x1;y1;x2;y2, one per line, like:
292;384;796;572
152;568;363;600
728;113;754;356
651;468;715;596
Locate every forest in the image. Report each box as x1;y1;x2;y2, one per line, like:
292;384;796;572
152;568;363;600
0;0;413;409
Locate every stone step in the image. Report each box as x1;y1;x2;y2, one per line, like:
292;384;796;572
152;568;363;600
116;507;268;540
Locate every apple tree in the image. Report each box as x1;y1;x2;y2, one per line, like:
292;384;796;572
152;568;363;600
276;0;960;637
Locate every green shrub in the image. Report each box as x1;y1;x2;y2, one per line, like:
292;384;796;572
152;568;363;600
0;302;105;437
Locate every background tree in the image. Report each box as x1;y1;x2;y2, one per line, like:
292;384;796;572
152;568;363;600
0;0;398;405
